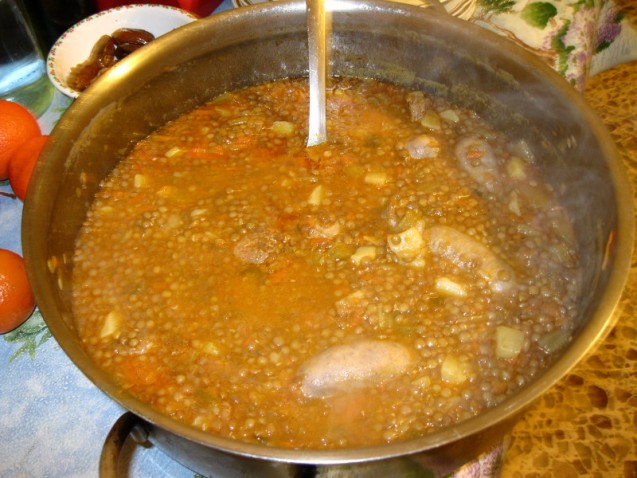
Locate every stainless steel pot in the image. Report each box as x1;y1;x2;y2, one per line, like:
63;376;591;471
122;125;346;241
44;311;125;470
22;0;634;476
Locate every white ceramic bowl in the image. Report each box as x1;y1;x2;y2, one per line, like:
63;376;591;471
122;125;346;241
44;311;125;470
47;4;197;98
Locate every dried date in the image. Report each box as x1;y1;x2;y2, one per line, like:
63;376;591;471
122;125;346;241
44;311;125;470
67;28;155;93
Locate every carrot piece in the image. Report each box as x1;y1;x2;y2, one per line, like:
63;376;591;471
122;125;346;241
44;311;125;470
120;357;161;386
187;148;226;161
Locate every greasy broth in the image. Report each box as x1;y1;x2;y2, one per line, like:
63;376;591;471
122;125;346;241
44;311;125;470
72;77;581;449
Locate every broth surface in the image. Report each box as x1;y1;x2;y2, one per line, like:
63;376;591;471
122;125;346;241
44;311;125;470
72;77;581;449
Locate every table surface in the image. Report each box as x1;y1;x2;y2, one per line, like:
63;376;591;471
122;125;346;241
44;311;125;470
501;59;637;478
1;1;636;477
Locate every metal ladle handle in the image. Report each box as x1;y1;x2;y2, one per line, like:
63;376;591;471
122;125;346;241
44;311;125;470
306;0;327;147
305;0;448;148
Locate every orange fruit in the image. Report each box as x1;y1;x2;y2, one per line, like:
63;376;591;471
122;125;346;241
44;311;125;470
0;100;41;180
8;135;48;201
0;248;36;334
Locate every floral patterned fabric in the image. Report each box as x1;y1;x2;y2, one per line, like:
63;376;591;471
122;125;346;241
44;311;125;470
470;0;637;90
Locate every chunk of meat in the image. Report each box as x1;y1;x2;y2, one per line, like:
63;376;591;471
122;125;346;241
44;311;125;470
233;231;282;264
387;224;425;264
406;91;432;122
298;340;414;398
299;215;341;239
403;134;440;160
428;225;515;294
334;290;368;319
455;135;501;193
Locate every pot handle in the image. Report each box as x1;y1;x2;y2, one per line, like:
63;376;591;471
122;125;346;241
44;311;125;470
99;412;150;478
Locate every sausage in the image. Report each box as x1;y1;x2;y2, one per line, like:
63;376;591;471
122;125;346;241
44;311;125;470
298;340;413;398
455;135;501;194
428;225;515;294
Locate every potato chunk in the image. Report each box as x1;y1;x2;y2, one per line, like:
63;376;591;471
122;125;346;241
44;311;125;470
495;325;525;359
101;310;122;338
441;354;470;384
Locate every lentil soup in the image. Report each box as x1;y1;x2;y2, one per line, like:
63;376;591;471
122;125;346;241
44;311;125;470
72;77;581;449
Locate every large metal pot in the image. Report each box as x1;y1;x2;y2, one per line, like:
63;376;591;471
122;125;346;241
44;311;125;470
22;0;633;476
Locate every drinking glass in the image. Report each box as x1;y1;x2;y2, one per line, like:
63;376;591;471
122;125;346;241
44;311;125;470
0;0;54;117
